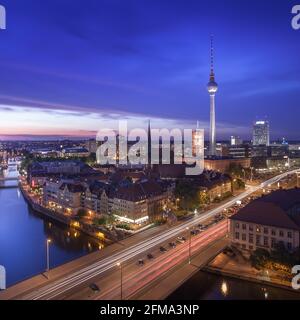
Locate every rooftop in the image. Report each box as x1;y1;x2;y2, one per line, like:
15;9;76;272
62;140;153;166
230;188;300;230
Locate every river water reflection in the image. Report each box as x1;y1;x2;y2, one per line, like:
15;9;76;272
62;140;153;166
167;271;300;300
0;167;102;287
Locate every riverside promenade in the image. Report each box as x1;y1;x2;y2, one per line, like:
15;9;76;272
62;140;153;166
203;249;300;294
19;181;116;242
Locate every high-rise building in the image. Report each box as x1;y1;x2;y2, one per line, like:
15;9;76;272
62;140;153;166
230;136;243;146
207;36;218;156
253;120;270;146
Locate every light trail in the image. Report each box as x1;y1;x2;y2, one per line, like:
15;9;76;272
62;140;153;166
95;221;227;300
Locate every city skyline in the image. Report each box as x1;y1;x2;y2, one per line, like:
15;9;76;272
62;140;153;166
1;1;300;304
0;0;299;141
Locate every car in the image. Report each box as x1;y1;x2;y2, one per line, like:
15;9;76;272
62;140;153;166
160;246;167;252
191;229;200;236
147;253;154;260
89;283;100;293
176;237;185;244
138;259;145;266
169;242;176;248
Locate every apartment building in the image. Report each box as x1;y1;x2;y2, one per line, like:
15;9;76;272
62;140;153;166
230;189;300;252
43;180;86;216
110;179;172;224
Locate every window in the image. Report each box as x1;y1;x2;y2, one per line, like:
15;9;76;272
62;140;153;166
249;245;253;250
271;238;276;248
242;224;246;230
235;232;240;240
256;235;261;245
263;227;269;234
288;231;292;239
235;223;239;229
249;234;254;244
256;226;261;233
242;234;246;241
287;242;292;250
279;230;284;237
249;225;253;231
271;229;276;236
264;237;269;247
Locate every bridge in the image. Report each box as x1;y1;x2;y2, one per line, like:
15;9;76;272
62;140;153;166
0;185;19;189
0;177;19;181
0;168;299;300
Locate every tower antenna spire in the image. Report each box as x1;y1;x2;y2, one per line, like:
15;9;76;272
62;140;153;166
210;34;215;81
207;34;218;157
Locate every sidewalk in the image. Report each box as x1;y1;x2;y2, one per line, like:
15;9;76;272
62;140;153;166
204;250;300;293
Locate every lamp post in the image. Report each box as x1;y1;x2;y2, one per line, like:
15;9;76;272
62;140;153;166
117;262;123;300
46;239;51;279
250;167;254;182
186;227;192;264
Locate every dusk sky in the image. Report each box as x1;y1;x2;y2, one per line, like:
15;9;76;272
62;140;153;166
0;0;299;140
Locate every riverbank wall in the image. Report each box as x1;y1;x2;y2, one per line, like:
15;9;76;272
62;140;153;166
19;183;113;243
203;266;298;293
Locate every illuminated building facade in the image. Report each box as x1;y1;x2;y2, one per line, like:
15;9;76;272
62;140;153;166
253;120;270;146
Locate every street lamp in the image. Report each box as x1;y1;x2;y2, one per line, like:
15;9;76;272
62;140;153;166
46;239;52;279
250;167;254;182
186;227;192;264
117;262;123;300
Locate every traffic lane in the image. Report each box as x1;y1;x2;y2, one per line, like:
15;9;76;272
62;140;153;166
64;220;227;300
94;221;228;300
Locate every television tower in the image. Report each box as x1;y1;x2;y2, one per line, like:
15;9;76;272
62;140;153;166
207;35;218;156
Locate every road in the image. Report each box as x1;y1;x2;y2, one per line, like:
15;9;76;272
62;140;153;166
93;220;228;300
19;168;300;300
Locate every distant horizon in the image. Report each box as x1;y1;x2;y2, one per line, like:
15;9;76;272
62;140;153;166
0;1;299;141
1;134;299;144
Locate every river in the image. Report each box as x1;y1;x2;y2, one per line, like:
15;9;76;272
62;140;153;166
167;269;300;300
0;164;102;287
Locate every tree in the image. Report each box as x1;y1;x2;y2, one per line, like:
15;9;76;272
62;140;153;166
233;178;245;190
199;191;210;206
175;180;200;210
250;248;270;268
227;163;244;178
77;208;88;218
271;242;293;265
93;217;107;225
106;215;116;225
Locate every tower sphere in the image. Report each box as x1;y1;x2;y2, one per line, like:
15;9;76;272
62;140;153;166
207;79;218;94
